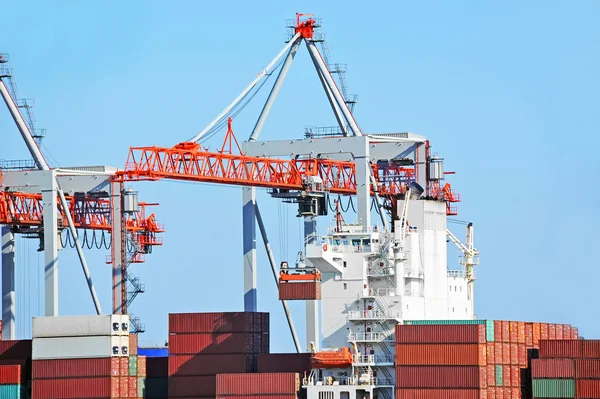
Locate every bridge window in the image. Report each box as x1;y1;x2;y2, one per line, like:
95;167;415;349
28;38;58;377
343;283;347;290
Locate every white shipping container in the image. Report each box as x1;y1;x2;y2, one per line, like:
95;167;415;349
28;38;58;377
32;336;129;359
32;315;130;338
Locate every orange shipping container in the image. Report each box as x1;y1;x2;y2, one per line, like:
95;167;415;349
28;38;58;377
556;324;564;340
481;388;488;399
394;344;486;366
502;322;510;343
495;343;503;365
509;322;518;343
487;343;495;365
502;344;510;365
503;365;511;388
517;322;526;345
549;324;556;340
525;323;533;347
533;323;541;346
540;323;548;340
487;365;495;387
480;366;488;389
518;345;527;367
512;387;520;398
510;344;518;366
510;366;519;388
573;327;579;339
488;387;496;399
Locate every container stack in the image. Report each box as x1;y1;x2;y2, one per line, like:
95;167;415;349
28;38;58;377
168;312;269;399
141;348;168;399
278;282;322;301
216;372;300;399
128;334;148;399
30;315;130;399
0;339;32;399
531;339;600;398
400;320;578;399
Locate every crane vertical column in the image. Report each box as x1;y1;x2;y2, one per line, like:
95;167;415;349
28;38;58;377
111;182;124;314
354;155;371;231
1;226;16;340
304;215;319;350
242;187;257;312
42;171;58;316
416;143;427;189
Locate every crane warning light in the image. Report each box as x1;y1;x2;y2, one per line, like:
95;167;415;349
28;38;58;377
295;13;316;39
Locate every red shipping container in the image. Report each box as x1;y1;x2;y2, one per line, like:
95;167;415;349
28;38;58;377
169;332;266;355
278;281;321;300
120;375;129;397
583;340;600;358
169;312;268;334
32;357;120;379
540;323;549;340
487;343;495;365
502;343;510;365
137;355;146;377
128;376;137;398
503;365;511;388
129;334;138;356
573;327;579;339
169;375;216;397
577;379;600;398
531;358;575;378
517;322;526;345
494;322;502;343
495;342;503;364
556;324;564;340
577;359;600;378
395;366;483;388
488;387;496;399
216;373;300;395
0;364;22;384
510;366;519;388
511;387;520;399
525;323;533;347
120;357;129;376
32;377;120;399
213;396;296;399
258;353;311;374
395;388;480;399
481;388;488;399
502;321;510;343
487;365;495;387
395;344;485;366
146;357;168;377
510;344;518;366
532;323;541;346
0;339;31;360
395;325;484;344
169;354;251;376
481;366;488;389
539;340;582;358
509;322;517;343
518;345;527;367
548;323;556;340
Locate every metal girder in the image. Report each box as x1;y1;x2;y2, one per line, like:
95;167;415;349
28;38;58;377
1;226;15;339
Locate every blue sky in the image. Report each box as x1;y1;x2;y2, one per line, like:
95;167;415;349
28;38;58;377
2;1;599;349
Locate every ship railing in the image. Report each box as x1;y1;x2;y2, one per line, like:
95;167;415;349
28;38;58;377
404;288;424;297
447;269;466;278
347;331;392;341
348;310;401;320
303;376;394;387
353;354;394;364
367;288;395;297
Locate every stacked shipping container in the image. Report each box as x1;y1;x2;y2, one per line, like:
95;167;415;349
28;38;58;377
168;312;270;399
142;349;168;399
216;372;300;399
400;320;578;399
532;339;600;398
30;315;131;399
0;339;31;399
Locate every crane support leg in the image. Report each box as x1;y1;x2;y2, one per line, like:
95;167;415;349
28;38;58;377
111;182;124;314
354;156;371;231
1;226;16;340
242;188;257;312
304;215;319;351
250;37;302;142
42;178;58;316
254;203;302;353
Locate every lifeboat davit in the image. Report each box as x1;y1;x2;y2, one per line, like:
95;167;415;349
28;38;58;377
310;347;353;369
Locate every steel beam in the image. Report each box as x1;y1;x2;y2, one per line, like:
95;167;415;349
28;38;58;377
303;215;319;351
41;176;58;316
111;182;124;314
1;226;15;340
250;37;302;142
242;187;257;312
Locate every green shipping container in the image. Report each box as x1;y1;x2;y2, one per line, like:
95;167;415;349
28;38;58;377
495;365;503;387
402;319;495;342
0;384;23;399
129;355;138;376
532;379;575;398
137;377;145;398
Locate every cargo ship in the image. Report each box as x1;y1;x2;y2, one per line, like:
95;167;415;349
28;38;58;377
0;12;597;399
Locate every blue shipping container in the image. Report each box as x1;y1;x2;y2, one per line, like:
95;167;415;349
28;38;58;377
138;347;168;357
0;385;24;399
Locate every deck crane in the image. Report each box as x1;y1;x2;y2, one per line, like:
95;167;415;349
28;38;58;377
446;223;480;316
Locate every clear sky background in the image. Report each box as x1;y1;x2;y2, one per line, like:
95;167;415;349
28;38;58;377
1;1;598;350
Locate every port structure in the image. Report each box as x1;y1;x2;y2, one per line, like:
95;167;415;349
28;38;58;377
0;54;163;338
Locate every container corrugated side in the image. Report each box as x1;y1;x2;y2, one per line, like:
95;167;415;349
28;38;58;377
395;325;484;344
32;315;128;337
216;373;300;395
576;359;600;378
531;359;575;378
32;336;128;359
129;333;138;356
32;357;119;379
539;340;582;358
395;344;485;366
137;376;145;398
0;385;24;399
169;312;269;334
128;355;138;376
31;376;120;399
532;379;575;398
395;366;483;388
495;365;503;387
0;365;22;384
0;340;32;360
169;332;267;355
278;282;322;300
128;376;137;398
169;354;251;376
137;355;147;377
395;388;480;399
257;353;312;374
168;375;216;397
144;377;168;399
576;380;600;398
583;340;600;358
